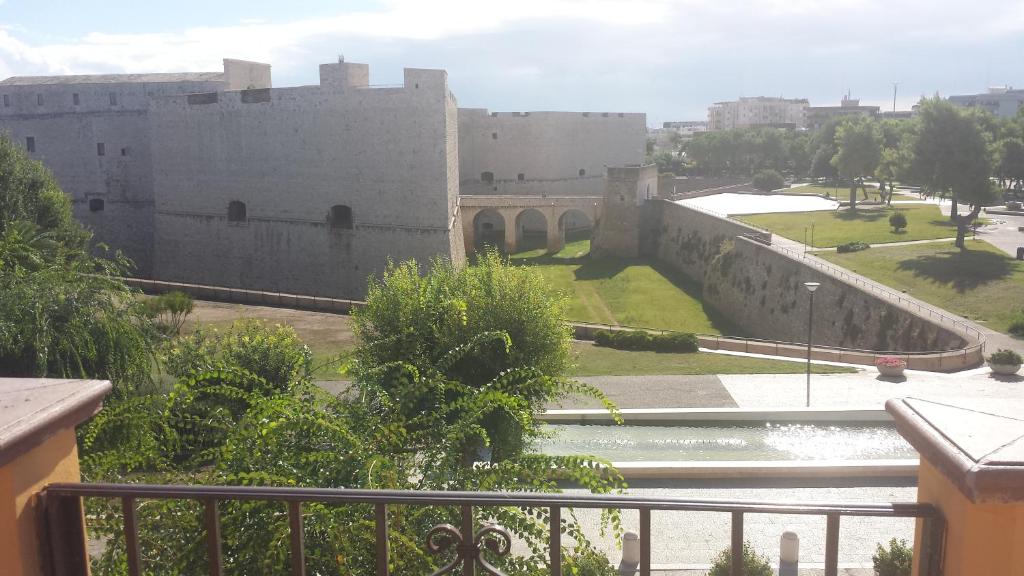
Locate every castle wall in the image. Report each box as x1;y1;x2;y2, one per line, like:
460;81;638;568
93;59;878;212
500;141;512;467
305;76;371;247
149;67;461;298
646;200;970;352
458;108;646;196
0;78;228;275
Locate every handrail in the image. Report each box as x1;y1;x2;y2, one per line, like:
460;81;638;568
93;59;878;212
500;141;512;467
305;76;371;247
570;320;983;358
768;242;985;341
44;483;938;516
42;482;944;576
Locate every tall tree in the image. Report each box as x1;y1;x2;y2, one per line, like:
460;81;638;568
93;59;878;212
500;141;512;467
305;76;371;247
911;98;998;249
831;117;882;209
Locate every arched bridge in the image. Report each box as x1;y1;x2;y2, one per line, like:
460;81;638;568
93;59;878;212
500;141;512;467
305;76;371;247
459;195;604;254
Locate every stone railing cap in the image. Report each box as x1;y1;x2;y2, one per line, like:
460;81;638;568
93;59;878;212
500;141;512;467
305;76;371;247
886;397;1024;503
0;378;111;467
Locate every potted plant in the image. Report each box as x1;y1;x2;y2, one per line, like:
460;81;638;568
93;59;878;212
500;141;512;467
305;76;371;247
875;356;908;377
988;349;1023;375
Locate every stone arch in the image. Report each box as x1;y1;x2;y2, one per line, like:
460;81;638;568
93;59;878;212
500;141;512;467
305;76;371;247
471;208;505;251
514;208;547;254
328;204;353;229
557;208;593;248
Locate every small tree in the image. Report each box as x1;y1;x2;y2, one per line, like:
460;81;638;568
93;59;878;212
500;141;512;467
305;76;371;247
889;211;908;233
752;169;785;193
873;538;912;576
911;98;999;249
832;117;883;210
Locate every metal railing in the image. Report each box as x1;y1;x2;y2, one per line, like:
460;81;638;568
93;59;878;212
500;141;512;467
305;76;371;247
41;483;944;576
769;243;986;342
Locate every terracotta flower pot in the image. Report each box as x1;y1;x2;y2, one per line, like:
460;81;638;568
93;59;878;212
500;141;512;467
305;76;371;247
877;364;906;377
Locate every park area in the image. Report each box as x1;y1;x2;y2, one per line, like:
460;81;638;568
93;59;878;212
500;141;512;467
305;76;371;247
819;239;1024;336
739;204;967;247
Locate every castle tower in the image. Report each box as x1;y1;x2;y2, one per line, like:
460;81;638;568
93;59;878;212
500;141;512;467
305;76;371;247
591;164;658;259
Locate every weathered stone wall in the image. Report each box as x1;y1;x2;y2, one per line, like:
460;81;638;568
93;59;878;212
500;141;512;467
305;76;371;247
0;77;230;276
645;201;769;281
149;66;461;298
646;200;969;352
458;108;646;196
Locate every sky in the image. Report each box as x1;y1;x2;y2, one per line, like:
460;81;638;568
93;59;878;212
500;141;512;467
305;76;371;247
1;0;1022;126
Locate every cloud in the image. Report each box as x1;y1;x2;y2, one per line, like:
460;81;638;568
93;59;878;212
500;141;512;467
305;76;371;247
0;0;1021;122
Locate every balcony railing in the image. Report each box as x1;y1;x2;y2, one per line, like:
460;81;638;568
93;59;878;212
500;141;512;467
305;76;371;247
41;483;945;576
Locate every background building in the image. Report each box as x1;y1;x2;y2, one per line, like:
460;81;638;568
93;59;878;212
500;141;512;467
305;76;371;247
805;96;880;130
949;87;1024;118
707;97;808;131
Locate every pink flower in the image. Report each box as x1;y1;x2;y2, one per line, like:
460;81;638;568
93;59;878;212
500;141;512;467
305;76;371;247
875;356;907;369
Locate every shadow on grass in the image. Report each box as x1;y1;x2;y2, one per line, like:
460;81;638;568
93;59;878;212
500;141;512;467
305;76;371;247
646;260;744;336
896;247;1013;292
834;208;888;222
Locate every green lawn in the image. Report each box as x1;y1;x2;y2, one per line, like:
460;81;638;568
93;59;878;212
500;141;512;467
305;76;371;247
818;240;1024;335
511;248;732;333
739;204;965;247
570;342;856;376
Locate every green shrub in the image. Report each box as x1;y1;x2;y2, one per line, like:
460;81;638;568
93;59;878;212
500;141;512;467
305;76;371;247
708;542;773;576
889;211;908;232
1008;311;1024;337
753;169;785;193
872;538;912;576
592;329;699;352
989;348;1023;365
837;241;870;253
162;319;313;389
142;291;194;335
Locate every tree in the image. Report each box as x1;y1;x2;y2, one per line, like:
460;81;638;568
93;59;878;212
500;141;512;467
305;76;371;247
752;169;785;192
0;135;154;397
351;251;611;462
911;98;999;249
995;137;1024;191
832;117;882;209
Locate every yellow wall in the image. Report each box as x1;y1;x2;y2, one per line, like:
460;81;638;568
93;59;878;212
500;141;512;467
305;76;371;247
0;427;85;576
914;459;1024;576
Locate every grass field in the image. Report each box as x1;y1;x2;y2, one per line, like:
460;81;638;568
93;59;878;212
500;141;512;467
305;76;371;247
738;204;965;247
511;243;733;334
182;300;355;378
819;239;1024;335
570;342;856;376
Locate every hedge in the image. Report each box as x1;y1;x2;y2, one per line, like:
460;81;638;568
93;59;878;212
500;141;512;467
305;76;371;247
592;329;699;353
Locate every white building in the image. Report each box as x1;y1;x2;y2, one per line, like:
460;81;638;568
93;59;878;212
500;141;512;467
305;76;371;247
948;87;1024;119
707;97;808;131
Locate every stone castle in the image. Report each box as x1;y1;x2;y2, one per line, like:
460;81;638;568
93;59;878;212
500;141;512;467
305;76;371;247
0;58;646;298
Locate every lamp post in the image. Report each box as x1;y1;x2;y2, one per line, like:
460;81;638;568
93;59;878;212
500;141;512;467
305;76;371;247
804;282;820;407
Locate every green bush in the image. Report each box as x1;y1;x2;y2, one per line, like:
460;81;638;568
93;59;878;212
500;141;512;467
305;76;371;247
837;240;870;253
162;319;313;389
708;542;773;576
889;211;908;232
873;538;912;576
142;291;194;335
593;329;699;352
989;348;1023;365
1008;311;1024;337
753;169;785;192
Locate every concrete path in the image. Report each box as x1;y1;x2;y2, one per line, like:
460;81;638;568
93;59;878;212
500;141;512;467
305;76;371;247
977;210;1024;257
548;375;735;410
805;237;957;252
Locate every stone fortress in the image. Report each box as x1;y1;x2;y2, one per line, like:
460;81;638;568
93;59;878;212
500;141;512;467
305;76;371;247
0;58;646;297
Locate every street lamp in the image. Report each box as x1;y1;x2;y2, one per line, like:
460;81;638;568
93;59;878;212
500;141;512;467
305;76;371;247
803;282;821;407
